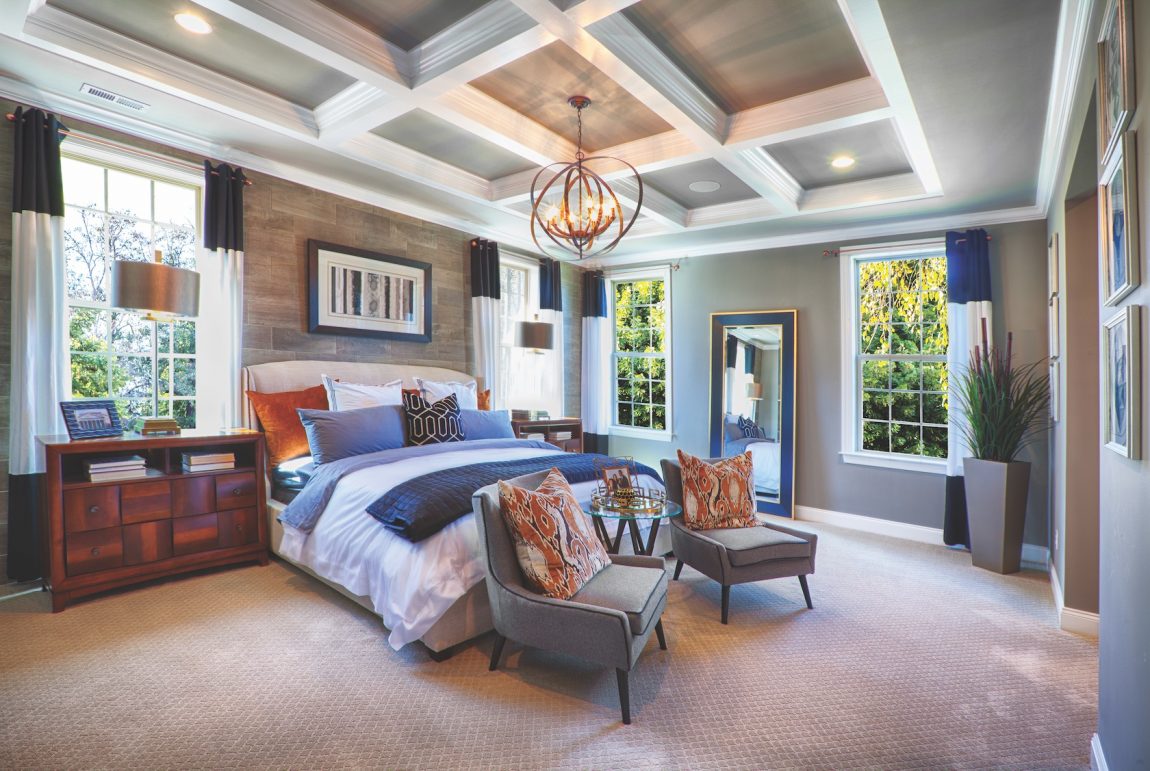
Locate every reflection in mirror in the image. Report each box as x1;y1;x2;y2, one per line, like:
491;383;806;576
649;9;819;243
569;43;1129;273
721;325;784;503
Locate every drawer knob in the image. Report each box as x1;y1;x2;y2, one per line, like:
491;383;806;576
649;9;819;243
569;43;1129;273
90;547;101;557
88;505;100;514
232;488;242;496
235;524;244;532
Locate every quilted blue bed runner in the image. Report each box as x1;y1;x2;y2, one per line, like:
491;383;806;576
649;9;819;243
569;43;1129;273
367;453;660;543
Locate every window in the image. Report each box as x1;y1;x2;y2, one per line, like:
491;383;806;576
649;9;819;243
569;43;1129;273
610;267;671;438
841;242;948;472
62;150;202;429
498;256;535;411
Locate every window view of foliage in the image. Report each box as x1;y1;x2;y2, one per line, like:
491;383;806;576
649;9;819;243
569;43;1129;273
614;278;668;431
857;255;949;458
63;157;199;429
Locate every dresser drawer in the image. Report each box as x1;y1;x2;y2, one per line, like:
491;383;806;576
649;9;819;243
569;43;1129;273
216;472;257;511
172;475;216;517
66;527;123;575
123;520;173;566
64;487;120;533
172;513;219;556
121;481;172;525
217;508;258;548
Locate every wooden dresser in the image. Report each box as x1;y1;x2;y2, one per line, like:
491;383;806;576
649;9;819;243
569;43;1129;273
510;417;584;453
40;429;269;612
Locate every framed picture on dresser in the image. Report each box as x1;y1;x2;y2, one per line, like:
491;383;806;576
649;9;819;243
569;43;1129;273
1100;132;1140;306
308;240;433;342
1103;305;1141;459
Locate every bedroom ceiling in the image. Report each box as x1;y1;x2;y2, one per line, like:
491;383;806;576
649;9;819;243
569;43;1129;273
0;0;1070;264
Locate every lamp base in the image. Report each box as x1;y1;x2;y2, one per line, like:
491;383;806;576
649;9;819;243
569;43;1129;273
139;417;181;435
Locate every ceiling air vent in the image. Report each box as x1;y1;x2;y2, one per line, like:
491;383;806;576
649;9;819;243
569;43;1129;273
80;83;150;113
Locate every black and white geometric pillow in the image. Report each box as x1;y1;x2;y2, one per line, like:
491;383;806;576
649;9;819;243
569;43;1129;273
737;415;760;438
402;391;466;446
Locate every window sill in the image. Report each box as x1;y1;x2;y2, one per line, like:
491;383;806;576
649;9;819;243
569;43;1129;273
840;450;948;475
609;425;673;442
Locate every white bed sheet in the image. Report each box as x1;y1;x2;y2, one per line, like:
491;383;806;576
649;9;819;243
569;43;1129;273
278;445;661;650
747;440;781;494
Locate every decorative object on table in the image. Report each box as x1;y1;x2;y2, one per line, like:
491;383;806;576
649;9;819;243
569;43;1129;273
1100;131;1139;305
307;240;432;342
597;459;637;497
1103;305;1141;459
529;96;643;260
60;400;124;440
954;321;1050;574
181;451;236;473
110;249;201;434
1097;0;1135;167
84;454;147;482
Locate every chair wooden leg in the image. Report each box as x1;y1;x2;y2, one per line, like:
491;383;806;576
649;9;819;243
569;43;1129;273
616;669;631;725
721;584;731;624
489;633;506;671
673;559;684;581
655;620;667;650
798;574;813;609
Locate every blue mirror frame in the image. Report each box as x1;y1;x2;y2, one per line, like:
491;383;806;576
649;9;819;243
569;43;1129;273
709;310;797;517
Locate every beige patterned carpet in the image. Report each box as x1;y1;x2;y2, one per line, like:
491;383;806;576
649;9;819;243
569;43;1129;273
0;522;1097;770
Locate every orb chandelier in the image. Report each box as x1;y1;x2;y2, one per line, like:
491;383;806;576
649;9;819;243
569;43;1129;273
529;96;643;260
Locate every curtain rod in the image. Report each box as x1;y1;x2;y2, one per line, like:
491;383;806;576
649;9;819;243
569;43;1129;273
5;112;253;186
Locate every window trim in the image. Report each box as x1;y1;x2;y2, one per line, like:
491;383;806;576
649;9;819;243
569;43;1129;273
607;265;673;441
839;239;948;474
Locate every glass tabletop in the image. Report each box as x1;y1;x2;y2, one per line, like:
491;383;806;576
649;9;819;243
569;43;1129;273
584;500;682;521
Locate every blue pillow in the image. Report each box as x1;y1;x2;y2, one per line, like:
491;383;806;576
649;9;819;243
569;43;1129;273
297;404;406;464
459;409;515;439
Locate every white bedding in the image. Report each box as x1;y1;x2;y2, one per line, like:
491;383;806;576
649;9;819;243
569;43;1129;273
278;445;662;650
747;440;781;495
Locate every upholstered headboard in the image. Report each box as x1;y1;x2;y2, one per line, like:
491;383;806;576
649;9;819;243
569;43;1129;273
240;359;476;429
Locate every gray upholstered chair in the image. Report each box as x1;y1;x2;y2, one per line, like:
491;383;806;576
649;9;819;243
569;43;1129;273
472;471;669;725
660;457;817;624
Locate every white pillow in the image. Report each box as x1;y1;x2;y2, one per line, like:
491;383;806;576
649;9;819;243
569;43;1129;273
416;377;478;410
321;374;403;412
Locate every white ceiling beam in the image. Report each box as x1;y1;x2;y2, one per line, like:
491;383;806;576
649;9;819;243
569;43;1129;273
410;0;541;87
799;172;929;213
22;5;318;137
338;134;492;202
837;0;942;195
608;176;687;230
726;78;891;150
433;85;576;167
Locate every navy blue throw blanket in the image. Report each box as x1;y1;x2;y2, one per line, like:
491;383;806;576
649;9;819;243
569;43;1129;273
366;453;661;542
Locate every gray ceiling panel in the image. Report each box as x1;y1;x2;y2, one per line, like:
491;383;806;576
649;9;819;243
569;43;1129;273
643;159;760;209
766;120;913;189
372;110;537;180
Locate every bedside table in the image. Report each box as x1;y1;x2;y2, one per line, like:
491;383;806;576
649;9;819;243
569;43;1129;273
511;417;583;453
39;429;269;612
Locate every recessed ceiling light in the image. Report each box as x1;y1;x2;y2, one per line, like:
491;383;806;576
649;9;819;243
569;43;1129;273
831;155;856;169
688;180;721;193
174;12;212;34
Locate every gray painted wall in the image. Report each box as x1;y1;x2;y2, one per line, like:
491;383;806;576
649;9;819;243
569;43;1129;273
612;220;1050;547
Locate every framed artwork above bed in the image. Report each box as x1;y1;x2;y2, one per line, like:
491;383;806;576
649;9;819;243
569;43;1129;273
308;240;433;342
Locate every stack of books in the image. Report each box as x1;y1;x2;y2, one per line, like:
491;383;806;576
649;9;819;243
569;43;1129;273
552;430;573;441
181;451;235;473
140;417;181;435
85;455;147;482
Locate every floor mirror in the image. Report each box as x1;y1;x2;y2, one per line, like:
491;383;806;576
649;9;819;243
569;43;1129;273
708;310;797;517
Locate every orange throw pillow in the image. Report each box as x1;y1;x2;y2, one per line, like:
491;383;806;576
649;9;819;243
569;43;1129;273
677;449;758;530
247;384;328;466
477;389;492;411
498;468;610;599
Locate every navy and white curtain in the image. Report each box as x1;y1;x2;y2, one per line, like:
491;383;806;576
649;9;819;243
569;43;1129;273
744;342;757;374
197;161;245;431
581;270;610;454
943;228;994;547
7;107;69;580
470;238;500;403
538;258;564;418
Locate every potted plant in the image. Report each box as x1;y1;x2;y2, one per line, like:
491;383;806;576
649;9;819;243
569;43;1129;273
954;322;1049;574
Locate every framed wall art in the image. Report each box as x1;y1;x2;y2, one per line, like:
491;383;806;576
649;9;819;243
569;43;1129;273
1100;131;1140;306
308;240;433;342
1098;0;1135;167
1103;305;1141;458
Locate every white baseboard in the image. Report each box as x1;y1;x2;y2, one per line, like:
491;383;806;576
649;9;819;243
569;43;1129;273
1048;564;1099;637
1091;733;1109;771
794;505;1050;567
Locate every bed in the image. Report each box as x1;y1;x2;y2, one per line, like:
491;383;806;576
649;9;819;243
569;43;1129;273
242;360;663;658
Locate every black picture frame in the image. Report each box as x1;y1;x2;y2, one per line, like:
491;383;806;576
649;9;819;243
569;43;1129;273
307;240;433;343
60;400;124;439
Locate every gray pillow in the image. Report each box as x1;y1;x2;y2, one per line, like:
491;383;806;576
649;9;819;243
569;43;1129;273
297;404;406;464
723;413;744;442
459;409;515;439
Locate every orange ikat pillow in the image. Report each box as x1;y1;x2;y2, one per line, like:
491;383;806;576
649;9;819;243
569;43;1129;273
676;449;758;530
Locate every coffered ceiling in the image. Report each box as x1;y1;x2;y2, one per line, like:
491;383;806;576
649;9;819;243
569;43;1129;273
0;0;1075;264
